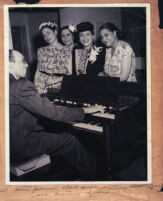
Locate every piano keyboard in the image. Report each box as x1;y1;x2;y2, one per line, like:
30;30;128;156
73;121;103;133
53;98;91;107
53;98;116;119
52;98;117;133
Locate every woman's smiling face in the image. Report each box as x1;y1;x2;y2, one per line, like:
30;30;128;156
61;29;74;46
42;27;57;45
100;28;116;48
79;30;94;48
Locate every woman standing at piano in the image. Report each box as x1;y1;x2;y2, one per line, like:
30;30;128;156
60;25;77;52
73;22;105;76
99;23;137;82
34;21;72;94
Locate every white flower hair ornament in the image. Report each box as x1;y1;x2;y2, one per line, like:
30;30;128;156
88;45;103;64
39;21;57;31
68;25;76;32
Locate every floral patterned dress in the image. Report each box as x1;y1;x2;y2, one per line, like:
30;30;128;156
34;44;71;94
103;41;137;82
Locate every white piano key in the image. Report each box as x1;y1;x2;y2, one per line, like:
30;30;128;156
73;122;103;133
83;103;91;106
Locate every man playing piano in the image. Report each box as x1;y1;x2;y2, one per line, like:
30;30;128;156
9;49;105;180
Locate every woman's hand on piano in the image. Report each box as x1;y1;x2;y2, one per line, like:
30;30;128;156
82;104;105;114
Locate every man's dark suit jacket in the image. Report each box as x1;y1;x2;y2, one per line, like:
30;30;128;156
9;74;84;160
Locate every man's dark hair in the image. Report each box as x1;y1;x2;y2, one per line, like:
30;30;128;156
9;49;15;62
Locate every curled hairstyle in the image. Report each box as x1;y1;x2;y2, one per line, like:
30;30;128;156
99;23;123;39
60;26;75;36
60;26;77;44
39;21;58;32
77;22;94;35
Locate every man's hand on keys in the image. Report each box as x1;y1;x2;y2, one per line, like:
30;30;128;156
83;104;106;114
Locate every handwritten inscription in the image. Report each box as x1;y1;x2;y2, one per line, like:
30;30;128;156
32;187;57;193
0;184;162;199
0;184;159;194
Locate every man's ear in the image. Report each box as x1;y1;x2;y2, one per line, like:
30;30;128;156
9;61;15;71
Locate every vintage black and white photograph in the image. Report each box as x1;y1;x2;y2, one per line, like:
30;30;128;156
5;5;150;183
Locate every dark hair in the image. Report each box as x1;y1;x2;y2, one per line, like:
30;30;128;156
77;22;94;35
59;26;77;44
60;26;74;36
9;49;15;62
99;23;123;39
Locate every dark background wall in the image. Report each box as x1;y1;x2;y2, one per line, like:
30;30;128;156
9;7;60;80
60;7;122;37
121;7;146;57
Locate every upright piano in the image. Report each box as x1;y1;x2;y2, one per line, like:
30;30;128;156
44;75;147;180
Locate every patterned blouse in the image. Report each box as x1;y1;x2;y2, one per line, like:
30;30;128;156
75;48;90;75
103;41;137;82
34;44;71;94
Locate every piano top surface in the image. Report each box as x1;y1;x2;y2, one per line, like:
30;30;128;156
46;75;146;107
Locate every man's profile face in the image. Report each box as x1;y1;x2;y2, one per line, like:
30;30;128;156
12;51;28;78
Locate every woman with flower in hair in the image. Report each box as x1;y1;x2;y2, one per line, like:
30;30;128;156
73;22;105;76
34;21;72;94
99;23;137;82
60;25;77;52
